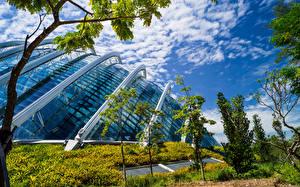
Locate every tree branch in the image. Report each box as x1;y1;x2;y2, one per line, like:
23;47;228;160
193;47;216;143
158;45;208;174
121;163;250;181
23;35;29;53
253;138;287;153
28;14;47;39
257;99;276;113
284;96;299;117
68;0;93;15
281;117;300;138
46;0;54;11
60;15;138;25
80;13;88;35
55;0;68;10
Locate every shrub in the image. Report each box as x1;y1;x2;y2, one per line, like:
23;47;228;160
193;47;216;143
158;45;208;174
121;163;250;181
204;162;228;172
276;163;300;185
205;167;235;181
7;142;222;186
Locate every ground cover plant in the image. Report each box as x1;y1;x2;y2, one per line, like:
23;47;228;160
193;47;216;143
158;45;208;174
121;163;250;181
126;162;300;187
6;142;221;186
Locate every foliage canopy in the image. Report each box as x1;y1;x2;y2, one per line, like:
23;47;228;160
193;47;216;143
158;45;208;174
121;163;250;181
269;2;300;64
134;100;165;176
252;114;271;162
216;93;254;174
6;0;171;53
173;75;215;181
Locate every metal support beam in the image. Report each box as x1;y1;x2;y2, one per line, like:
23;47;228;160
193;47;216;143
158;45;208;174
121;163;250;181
0;41;24;49
65;65;147;151
149;81;172;126
0;39;53;60
142;81;172;143
12;52;121;129
0;51;64;87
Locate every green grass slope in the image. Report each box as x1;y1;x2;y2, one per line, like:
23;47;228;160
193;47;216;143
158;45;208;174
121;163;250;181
7;142;221;186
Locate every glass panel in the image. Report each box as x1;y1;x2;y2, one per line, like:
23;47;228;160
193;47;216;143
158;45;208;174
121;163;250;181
86;77;164;141
13;62;127;140
0;52;91;115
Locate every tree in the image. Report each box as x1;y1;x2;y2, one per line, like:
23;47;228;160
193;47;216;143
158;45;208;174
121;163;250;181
216;93;254;174
134;101;164;177
291;127;300;142
0;0;171;185
253;69;300;171
269;1;300;64
100;88;138;185
253;0;300;172
269;1;300;93
173;75;215;181
252;114;271;162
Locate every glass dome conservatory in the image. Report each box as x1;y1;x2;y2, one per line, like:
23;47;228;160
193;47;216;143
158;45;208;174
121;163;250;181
0;40;219;150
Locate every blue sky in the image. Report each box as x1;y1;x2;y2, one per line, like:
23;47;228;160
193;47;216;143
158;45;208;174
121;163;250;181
0;0;299;142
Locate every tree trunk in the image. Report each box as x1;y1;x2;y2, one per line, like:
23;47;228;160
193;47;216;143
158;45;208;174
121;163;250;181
0;142;10;187
148;128;153;177
194;134;205;181
1;20;60;144
121;141;126;185
149;145;153;177
199;159;205;181
193;134;200;171
119;106;126;186
0;20;60;186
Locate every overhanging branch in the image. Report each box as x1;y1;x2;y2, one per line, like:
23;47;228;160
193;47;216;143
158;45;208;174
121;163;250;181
46;0;54;11
253;138;286;153
28;14;47;39
68;0;93;15
59;15;138;25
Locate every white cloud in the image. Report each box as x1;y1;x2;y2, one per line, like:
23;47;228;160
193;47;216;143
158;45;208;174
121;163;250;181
245;95;253;101
203;108;223;134
203;95;299;143
253;63;270;76
0;3;13;18
222;37;274;60
0;0;275;82
246;105;300;134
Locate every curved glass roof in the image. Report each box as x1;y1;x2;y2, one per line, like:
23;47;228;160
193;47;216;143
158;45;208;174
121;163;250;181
0;40;220;148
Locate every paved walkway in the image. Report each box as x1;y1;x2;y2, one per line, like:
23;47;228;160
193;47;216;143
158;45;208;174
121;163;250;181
126;158;222;176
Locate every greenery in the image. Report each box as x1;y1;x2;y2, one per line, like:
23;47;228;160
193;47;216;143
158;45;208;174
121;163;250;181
125;163;227;187
269;2;300;64
134;101;165;177
253;68;300;171
247;1;300;174
173;75;215;181
279;66;300;96
7;0;172;53
3;1;299;186
1;0;172;185
252;114;271;162
126;161;300;186
7;142;221;186
100;88;138;183
216;93;254;174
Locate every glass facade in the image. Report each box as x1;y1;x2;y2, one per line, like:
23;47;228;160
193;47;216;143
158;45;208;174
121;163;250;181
0;41;219;147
